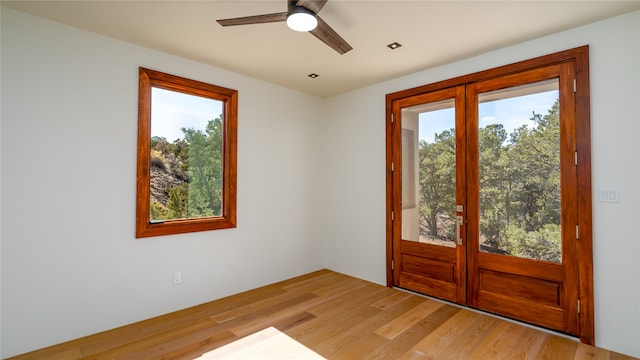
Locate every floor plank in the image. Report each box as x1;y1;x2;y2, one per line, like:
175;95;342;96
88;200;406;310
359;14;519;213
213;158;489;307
502;326;550;360
538;335;579;359
411;307;481;357
468;320;528;360
374;298;443;340
360;304;463;359
433;312;501;359
574;342;613;360
7;270;638;360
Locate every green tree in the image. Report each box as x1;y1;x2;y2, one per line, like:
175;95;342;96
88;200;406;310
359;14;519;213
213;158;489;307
172;117;223;218
151;136;169;154
509;101;561;232
418;129;456;242
151;117;224;221
478;100;561;261
168;138;190;175
478;124;509;248
419;99;561;261
167;184;189;219
150;200;168;220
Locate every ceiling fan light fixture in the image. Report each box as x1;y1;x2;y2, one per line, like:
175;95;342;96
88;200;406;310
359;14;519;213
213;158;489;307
287;6;317;32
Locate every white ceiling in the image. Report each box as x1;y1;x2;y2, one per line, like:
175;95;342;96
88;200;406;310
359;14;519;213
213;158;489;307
3;0;639;97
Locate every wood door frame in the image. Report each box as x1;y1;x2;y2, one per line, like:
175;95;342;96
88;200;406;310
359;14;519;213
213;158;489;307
385;46;594;344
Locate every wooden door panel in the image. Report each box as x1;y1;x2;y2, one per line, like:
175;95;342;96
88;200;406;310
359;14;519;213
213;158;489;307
478;270;561;308
398;271;457;302
398;242;459;302
471;256;568;331
476;291;565;331
399;240;456;262
475;254;564;282
401;254;455;283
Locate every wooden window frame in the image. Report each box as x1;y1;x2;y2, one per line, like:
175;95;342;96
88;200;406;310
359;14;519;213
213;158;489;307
136;67;237;238
385;46;593;344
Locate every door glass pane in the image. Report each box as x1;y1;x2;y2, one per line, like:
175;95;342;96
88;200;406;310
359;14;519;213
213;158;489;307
478;79;561;262
401;99;456;247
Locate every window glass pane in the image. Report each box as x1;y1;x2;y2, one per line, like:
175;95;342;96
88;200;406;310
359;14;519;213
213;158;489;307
402;99;456;247
478;79;561;262
150;87;224;221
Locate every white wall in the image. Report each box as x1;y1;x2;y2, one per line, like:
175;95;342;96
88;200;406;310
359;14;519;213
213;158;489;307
319;10;640;358
0;7;324;357
2;5;640;359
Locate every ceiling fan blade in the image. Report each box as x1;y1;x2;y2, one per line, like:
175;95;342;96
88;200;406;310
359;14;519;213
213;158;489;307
217;12;288;26
310;16;352;54
296;0;328;14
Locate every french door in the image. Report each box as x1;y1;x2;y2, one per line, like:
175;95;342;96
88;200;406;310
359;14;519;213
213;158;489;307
392;85;467;305
386;47;593;342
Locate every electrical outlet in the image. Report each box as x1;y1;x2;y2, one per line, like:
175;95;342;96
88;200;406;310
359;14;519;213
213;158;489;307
173;272;181;285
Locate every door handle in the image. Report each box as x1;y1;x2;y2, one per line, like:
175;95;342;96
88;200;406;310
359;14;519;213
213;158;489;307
456;215;464;245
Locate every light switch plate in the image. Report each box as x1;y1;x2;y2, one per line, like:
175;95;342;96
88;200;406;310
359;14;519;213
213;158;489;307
599;187;619;203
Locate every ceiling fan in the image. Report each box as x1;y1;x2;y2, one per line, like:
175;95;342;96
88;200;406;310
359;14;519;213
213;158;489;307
216;0;352;55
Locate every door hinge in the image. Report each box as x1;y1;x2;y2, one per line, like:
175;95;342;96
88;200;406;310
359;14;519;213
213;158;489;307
575;152;578;166
578;299;581;314
391;113;395;123
391;211;395;221
573;79;577;93
391;162;395;171
576;225;579;240
391;260;394;270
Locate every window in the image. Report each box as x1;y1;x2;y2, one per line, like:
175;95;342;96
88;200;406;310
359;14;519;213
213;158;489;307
136;68;237;238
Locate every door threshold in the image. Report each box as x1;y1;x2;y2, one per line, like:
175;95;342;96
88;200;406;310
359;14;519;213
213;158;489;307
394;286;578;342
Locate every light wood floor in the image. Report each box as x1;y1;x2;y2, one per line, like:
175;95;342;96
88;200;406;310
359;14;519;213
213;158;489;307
8;269;638;360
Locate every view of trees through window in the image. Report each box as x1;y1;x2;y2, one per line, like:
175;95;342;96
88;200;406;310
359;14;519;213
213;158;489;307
416;106;456;248
149;87;224;222
417;84;561;263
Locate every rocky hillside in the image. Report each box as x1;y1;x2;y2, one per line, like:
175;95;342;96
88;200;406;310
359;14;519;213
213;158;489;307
150;166;183;207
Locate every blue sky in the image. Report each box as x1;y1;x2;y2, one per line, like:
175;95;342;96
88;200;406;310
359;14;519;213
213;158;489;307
418;90;559;143
151;87;223;142
151;85;557;146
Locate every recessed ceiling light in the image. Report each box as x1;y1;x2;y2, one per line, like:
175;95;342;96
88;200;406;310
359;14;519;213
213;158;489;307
387;42;402;50
308;73;319;78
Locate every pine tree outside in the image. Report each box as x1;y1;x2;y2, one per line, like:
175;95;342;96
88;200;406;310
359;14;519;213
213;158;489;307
412;80;561;262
